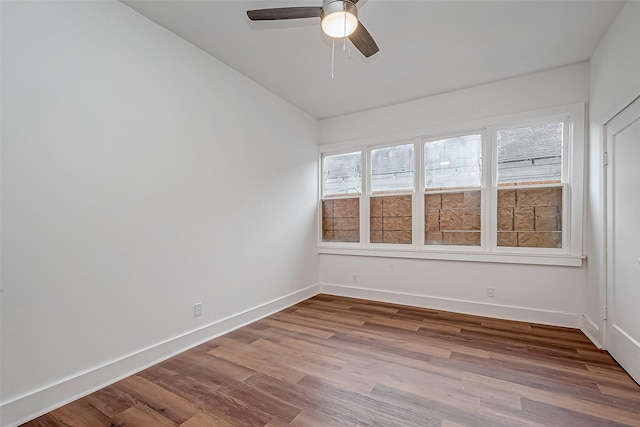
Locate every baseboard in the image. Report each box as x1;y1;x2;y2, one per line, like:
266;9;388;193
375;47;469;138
0;284;320;427
580;314;604;349
609;325;640;386
319;283;582;328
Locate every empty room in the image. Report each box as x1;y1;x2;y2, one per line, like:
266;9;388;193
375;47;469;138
2;1;640;426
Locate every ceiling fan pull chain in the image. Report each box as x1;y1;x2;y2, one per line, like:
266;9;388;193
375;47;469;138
343;13;347;51
330;39;335;79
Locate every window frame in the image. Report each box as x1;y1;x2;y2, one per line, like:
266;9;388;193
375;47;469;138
420;130;488;252
490;114;571;255
317;103;585;266
320;149;364;247
366;139;417;248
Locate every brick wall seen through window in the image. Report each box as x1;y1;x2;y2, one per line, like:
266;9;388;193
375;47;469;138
425;191;481;246
497;187;562;248
370;195;412;244
322;198;359;243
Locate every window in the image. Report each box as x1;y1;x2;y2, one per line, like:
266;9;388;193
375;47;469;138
370;144;414;244
318;104;584;266
495;122;564;249
497;122;562;185
371;144;414;193
321;152;361;243
425;134;482;246
425;134;482;190
322;151;362;196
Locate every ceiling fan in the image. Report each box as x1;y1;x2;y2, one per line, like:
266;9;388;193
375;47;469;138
246;0;379;58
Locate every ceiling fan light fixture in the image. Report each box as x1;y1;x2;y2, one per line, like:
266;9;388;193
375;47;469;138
321;1;358;38
246;0;378;57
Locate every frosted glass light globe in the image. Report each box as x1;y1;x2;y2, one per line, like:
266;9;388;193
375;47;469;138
322;10;358;38
321;1;358;38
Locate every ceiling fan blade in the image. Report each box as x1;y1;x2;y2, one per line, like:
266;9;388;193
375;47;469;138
247;7;322;21
348;21;379;58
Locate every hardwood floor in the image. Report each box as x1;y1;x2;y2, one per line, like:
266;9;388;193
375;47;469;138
23;294;640;426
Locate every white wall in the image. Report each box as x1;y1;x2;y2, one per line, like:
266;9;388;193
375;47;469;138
319;63;589;145
320;255;585;326
318;64;589;329
0;1;318;425
587;2;640;346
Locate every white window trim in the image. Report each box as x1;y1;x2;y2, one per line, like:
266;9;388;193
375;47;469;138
318;103;586;267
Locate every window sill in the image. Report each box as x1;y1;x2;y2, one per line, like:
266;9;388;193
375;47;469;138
317;246;584;267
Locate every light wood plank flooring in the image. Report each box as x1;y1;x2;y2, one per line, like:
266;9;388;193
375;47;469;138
23;294;640;426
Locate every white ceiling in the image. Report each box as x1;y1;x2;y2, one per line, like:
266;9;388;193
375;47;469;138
123;0;624;119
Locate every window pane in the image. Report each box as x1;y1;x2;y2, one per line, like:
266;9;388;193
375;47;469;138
497;187;562;248
425;191;481;246
370;195;412;244
323;152;361;197
497;122;563;185
322;198;359;242
425;134;482;190
371;144;414;193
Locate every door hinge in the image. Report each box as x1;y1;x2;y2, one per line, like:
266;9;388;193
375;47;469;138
603;152;609;166
602;307;608;320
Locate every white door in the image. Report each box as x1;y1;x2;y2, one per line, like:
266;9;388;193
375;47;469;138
606;96;640;385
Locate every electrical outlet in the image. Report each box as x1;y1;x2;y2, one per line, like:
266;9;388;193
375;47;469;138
352;274;359;283
487;287;495;298
194;302;202;317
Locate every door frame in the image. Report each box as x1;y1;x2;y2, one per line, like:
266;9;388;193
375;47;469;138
604;94;640;384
